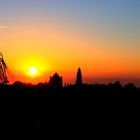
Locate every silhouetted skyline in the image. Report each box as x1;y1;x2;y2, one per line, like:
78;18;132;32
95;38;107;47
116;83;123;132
0;52;139;88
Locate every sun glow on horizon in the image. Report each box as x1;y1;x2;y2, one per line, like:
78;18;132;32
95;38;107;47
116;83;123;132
0;0;140;86
29;67;37;76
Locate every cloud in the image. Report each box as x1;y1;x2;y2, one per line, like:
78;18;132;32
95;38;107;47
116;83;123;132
0;26;9;29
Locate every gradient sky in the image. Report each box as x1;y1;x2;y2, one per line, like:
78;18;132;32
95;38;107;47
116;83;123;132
0;0;140;86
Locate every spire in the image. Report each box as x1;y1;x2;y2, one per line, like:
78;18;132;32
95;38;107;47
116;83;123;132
75;68;82;86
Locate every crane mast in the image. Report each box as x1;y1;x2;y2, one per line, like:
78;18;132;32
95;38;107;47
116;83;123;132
0;52;9;84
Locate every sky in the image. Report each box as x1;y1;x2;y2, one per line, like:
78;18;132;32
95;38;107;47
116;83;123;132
0;0;140;86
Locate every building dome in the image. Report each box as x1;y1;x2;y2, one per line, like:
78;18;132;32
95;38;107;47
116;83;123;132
49;73;63;88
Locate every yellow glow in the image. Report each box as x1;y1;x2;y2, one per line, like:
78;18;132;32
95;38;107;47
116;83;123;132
1;23;140;84
29;67;37;76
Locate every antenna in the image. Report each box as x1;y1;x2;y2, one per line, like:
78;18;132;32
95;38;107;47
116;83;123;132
0;52;9;84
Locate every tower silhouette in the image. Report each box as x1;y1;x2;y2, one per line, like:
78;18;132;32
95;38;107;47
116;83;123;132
75;68;82;86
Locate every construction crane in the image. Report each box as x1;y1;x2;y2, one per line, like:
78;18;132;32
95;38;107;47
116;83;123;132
0;52;9;84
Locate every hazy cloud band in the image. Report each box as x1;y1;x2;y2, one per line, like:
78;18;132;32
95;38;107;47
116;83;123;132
0;26;8;29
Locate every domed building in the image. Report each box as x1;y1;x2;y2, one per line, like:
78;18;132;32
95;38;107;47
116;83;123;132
49;73;63;88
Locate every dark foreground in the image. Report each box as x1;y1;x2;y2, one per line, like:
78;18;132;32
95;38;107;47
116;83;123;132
0;81;140;97
0;81;140;129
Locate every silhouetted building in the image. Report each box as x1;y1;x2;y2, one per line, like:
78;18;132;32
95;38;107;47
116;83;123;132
75;68;83;86
49;73;63;88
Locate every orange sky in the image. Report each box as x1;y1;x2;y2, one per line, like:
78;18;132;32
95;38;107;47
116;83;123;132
0;0;140;86
1;23;140;85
